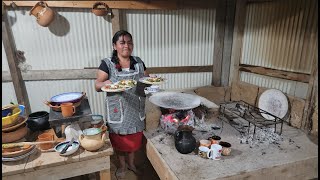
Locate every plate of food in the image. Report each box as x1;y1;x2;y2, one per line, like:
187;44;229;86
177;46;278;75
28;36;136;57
139;77;166;85
101;84;130;92
116;79;137;88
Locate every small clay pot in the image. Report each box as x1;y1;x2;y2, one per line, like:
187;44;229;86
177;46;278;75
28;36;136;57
2;123;28;143
91;2;109;16
29;1;55;27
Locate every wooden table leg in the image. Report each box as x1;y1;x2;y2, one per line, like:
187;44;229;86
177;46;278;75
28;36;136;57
99;169;110;180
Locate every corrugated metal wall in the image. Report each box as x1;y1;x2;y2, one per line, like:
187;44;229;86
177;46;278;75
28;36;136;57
2;7;216;116
240;0;317;99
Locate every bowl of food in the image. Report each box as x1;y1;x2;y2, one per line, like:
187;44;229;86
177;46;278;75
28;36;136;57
54;140;80;156
2;107;21;127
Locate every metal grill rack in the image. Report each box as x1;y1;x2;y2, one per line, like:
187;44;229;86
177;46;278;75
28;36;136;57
218;101;285;138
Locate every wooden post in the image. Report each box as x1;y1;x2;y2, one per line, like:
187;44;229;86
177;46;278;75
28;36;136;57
212;0;226;86
111;9;121;35
221;0;236;86
229;0;248;85
2;10;31;114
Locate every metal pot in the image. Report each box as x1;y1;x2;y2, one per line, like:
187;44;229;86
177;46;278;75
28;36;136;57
27;111;50;131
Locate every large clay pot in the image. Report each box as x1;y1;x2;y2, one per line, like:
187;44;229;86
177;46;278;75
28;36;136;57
79;128;106;151
29;1;55;27
174;125;196;154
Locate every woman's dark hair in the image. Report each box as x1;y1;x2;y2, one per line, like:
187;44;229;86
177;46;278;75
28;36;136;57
111;30;133;71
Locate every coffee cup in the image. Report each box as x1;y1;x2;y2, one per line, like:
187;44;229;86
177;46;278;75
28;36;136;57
144;85;160;93
207;144;222;160
199;139;211;148
219;141;232;156
208;135;221;144
60;103;76;117
198;146;210;159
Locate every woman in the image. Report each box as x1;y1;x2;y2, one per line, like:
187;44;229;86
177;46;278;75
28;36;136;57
95;30;148;177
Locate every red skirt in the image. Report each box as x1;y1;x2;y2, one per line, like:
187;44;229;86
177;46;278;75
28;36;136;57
109;132;143;152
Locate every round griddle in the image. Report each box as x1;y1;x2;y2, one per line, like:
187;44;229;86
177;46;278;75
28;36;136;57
149;91;201;110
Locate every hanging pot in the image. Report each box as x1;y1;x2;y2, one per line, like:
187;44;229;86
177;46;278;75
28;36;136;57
174;125;196;154
91;2;110;16
29;1;55;27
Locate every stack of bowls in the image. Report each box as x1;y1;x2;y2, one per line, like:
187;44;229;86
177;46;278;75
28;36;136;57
2;105;28;143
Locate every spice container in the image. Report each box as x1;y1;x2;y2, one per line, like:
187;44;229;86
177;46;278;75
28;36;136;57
90;115;104;128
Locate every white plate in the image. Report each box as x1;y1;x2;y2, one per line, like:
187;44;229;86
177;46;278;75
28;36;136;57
149;91;201;110
258;89;289;120
50;92;83;103
101;84;132;92
139;77;166;85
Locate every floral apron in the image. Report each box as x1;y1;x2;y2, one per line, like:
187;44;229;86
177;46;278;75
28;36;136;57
103;57;146;135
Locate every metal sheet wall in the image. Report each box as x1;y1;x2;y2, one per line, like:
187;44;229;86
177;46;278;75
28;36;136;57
240;71;308;99
242;0;317;74
2;8;216;115
124;9;216;67
6;7;113;70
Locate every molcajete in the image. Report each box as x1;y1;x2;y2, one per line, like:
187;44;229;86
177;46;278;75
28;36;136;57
79;128;106;151
174;125;196;154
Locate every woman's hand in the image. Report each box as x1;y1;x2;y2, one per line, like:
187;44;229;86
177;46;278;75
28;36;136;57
104;80;113;85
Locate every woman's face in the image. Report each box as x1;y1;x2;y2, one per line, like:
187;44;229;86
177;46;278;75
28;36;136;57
113;35;133;58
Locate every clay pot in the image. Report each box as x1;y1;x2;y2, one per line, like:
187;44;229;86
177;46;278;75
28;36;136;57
2;123;28;143
174;125;196;154
29;1;55;27
79;128;106;151
91;2;109;16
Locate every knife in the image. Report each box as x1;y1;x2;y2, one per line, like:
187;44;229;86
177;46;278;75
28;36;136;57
60;138;75;154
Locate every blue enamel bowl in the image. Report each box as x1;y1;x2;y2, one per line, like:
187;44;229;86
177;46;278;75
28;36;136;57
54;140;80;156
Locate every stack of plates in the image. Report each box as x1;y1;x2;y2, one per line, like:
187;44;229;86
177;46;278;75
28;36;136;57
2;145;37;162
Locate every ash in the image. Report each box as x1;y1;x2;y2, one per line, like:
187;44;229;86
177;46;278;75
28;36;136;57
239;125;283;147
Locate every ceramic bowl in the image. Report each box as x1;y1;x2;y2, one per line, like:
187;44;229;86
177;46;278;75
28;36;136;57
2;123;28;143
54;140;80;156
2;107;21;127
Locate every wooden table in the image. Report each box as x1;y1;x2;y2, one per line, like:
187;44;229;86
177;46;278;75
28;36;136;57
2;140;114;180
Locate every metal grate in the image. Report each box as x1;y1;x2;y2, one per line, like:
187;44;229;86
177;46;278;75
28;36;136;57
218;101;287;139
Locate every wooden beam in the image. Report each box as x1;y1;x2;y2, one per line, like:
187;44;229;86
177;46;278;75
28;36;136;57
221;0;236;87
148;66;213;74
2;10;31;114
239;64;311;83
3;1;178;9
212;0;226;86
111;9;121;35
2;66;213;82
229;0;248;85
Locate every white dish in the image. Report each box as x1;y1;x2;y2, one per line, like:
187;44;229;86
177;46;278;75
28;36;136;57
101;84;132;92
258;89;289;120
139;77;166;85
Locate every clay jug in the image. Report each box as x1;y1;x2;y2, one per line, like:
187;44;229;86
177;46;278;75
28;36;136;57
174;125;196;154
91;2;109;16
79;128;106;151
29;1;55;27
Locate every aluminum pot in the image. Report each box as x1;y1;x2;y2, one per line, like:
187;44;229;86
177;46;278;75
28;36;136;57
27;111;50;131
